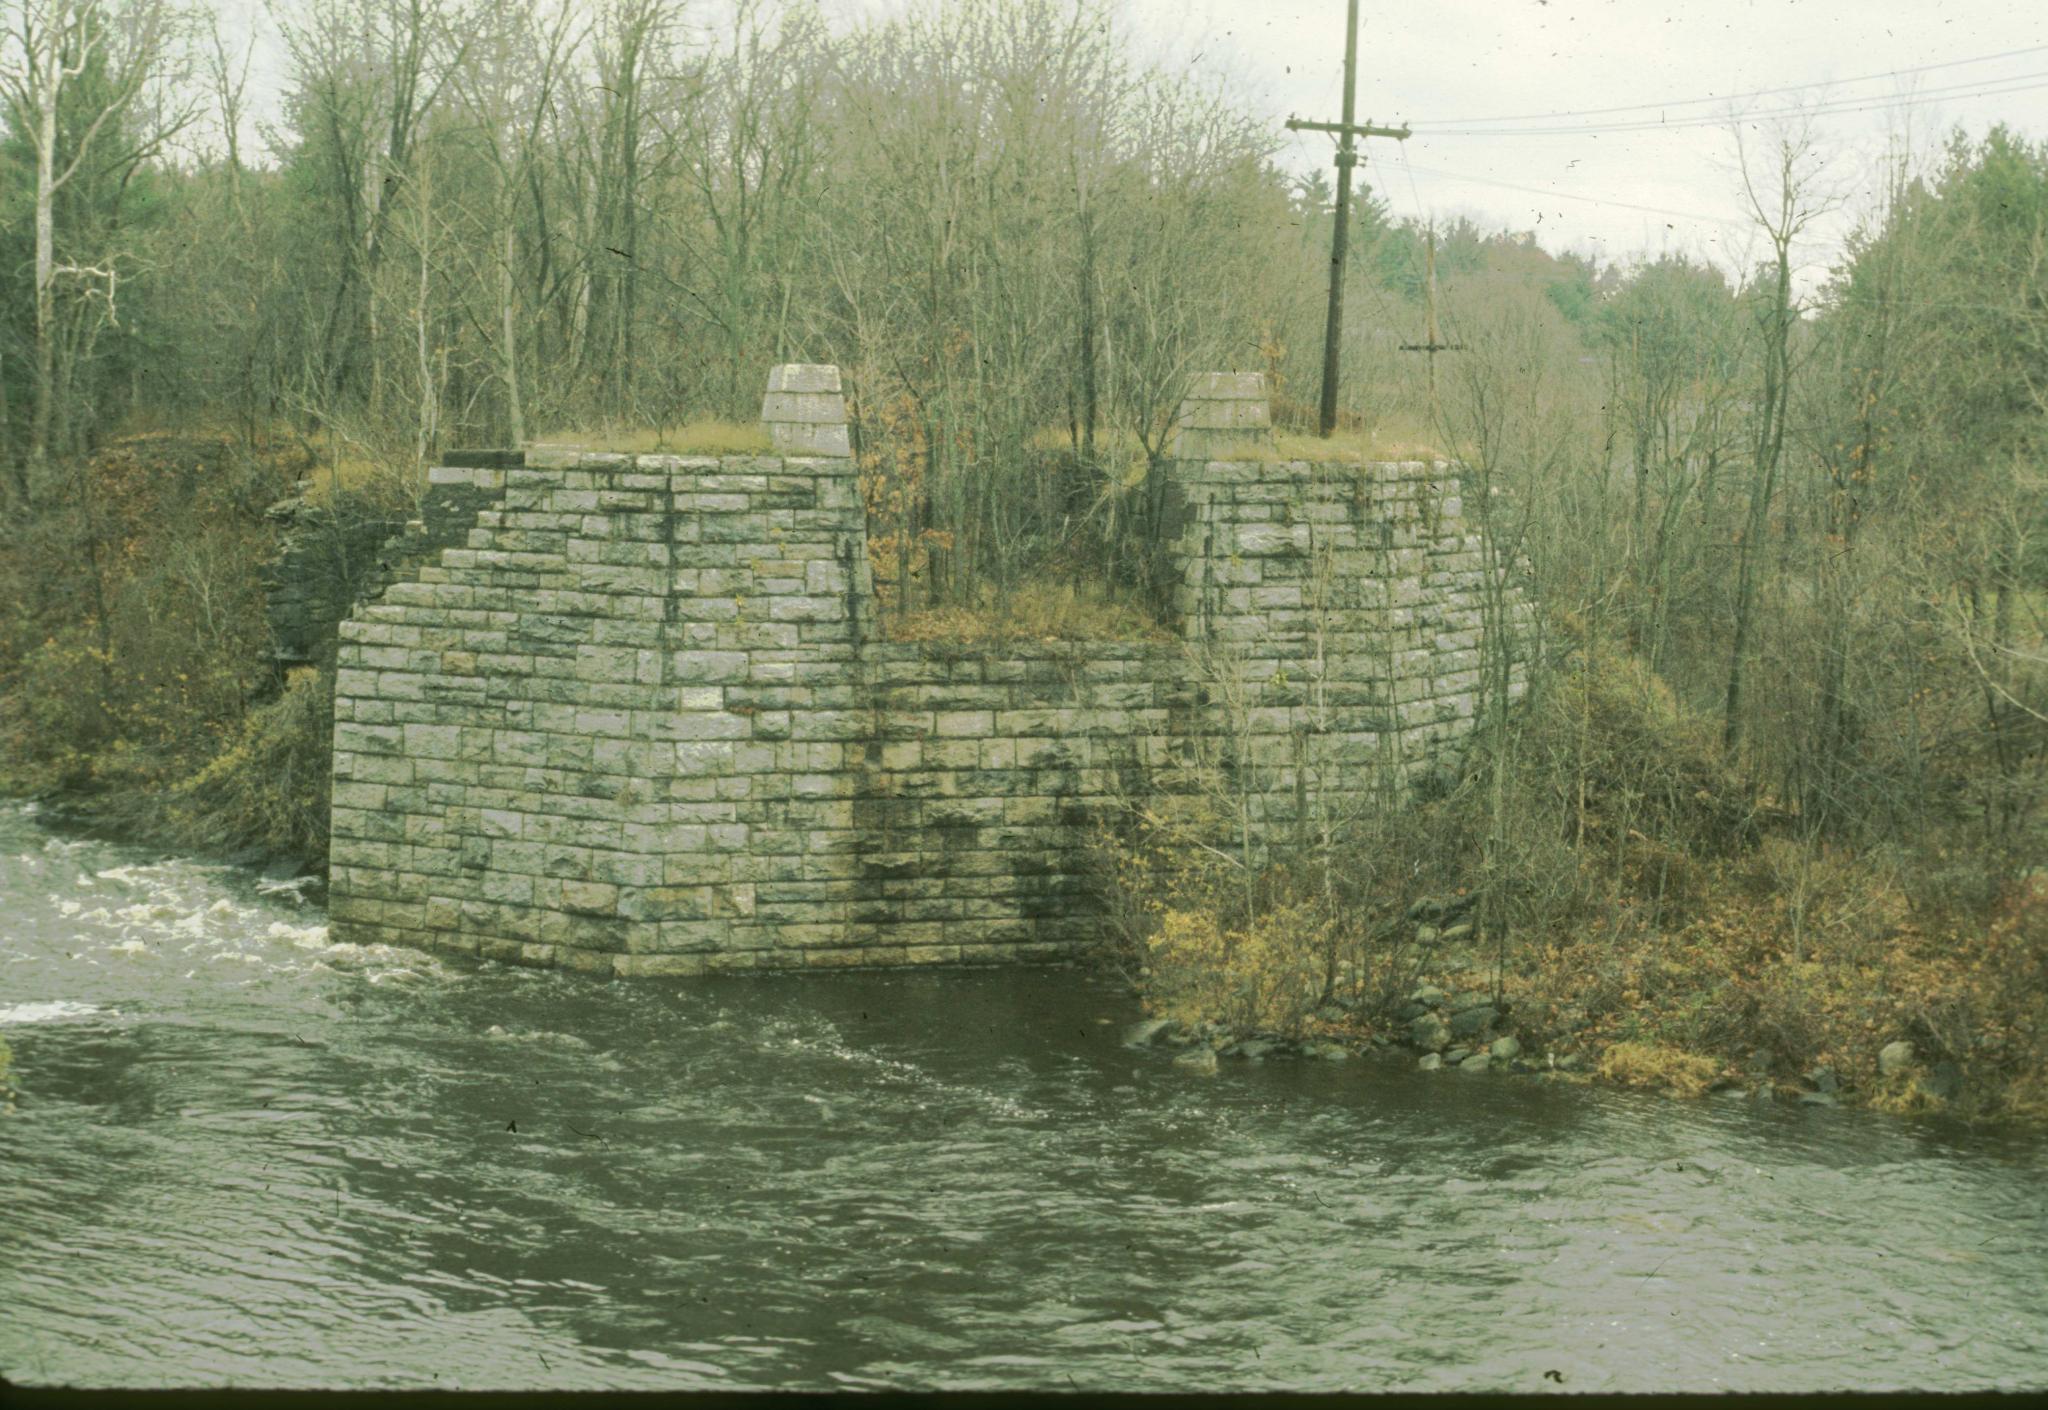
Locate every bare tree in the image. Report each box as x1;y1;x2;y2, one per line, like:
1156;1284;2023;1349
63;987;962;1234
1;0;187;481
1723;119;1836;751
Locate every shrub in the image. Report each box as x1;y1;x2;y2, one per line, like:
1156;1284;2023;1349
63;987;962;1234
1596;1040;1724;1098
1143;902;1331;1035
1525;644;1757;860
168;667;335;861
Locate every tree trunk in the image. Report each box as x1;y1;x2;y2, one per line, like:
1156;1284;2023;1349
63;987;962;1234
1079;204;1098;459
31;32;59;475
1724;256;1792;752
500;219;525;445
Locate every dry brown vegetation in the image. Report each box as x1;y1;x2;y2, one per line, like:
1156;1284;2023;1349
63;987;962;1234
0;436;335;861
879;578;1173;645
528;421;774;457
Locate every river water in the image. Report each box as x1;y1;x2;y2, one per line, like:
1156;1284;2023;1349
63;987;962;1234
1;802;2044;1393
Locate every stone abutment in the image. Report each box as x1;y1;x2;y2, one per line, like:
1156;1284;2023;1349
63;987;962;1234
325;366;1531;973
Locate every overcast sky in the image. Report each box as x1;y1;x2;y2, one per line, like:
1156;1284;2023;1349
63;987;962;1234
212;0;2048;290
1121;0;2048;290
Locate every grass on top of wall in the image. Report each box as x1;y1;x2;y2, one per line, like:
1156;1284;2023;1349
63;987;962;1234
1266;429;1447;464
528;420;774;456
1024;419;1447;468
879;578;1174;645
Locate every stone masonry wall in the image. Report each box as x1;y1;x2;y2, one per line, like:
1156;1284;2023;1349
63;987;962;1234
327;367;1531;975
263;453;510;667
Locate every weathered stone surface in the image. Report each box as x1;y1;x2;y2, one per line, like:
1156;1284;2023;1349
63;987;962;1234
1410;1012;1452;1052
326;363;1533;976
1168;369;1277;460
765;363;842;394
761;364;851;457
1878;1040;1915;1077
1448;1005;1496;1040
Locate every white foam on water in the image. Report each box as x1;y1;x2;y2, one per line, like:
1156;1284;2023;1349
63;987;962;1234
268;921;332;948
0;999;112;1025
255;876;315;904
765;1016;1047;1122
15;826;454;992
483;1024;591;1049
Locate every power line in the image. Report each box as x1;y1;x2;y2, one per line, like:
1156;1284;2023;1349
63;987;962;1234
1398;161;1750;228
1419;42;2048;128
1420;72;2048;138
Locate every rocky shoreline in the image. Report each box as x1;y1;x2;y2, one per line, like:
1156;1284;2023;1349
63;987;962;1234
1120;886;1999;1116
1124;976;1967;1114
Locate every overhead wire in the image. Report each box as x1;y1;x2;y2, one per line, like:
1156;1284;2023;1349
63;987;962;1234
1396;162;1749;229
1417;72;2048;138
1417;42;2048;128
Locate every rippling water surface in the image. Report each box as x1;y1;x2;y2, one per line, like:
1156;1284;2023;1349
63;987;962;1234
2;802;2044;1392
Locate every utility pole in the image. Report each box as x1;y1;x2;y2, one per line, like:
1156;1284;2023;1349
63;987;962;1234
1399;226;1464;421
1286;0;1409;438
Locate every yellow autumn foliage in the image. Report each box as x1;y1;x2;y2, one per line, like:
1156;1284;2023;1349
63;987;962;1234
1144;903;1331;1035
1595;1041;1724;1098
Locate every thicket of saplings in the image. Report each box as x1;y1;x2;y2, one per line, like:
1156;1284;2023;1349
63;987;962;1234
1114;129;2047;1120
0;0;2040;1115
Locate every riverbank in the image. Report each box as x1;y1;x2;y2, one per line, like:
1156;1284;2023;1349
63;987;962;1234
1109;653;2048;1126
3;439;2042;1126
0;434;344;875
1119;966;1990;1120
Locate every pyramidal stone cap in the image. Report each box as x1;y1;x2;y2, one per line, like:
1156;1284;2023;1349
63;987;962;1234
1169;369;1276;459
762;363;851;457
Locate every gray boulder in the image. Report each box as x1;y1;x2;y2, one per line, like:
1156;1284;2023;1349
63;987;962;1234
1123;1018;1177;1048
1878;1040;1915;1077
1410;1012;1451;1052
1460;1053;1492;1074
1417;1053;1442;1071
1489;1035;1522;1062
1174;1047;1219;1074
1448;1005;1496;1040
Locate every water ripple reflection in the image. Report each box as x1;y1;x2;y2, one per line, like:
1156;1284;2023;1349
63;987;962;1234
1;801;2044;1391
